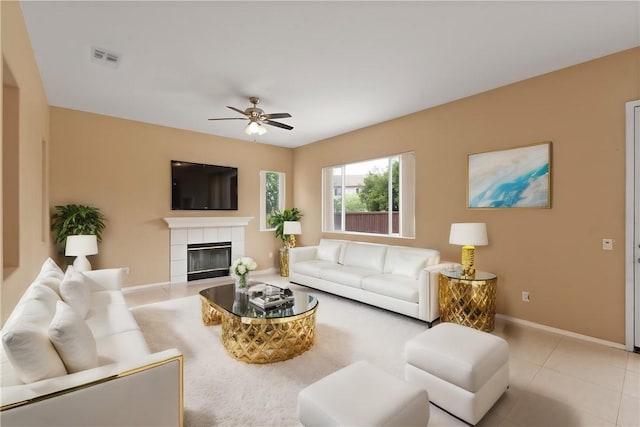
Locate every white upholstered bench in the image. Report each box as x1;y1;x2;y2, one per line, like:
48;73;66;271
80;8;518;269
297;360;430;426
404;323;509;425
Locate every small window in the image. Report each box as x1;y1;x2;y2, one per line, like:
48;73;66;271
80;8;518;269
322;152;415;238
260;171;285;231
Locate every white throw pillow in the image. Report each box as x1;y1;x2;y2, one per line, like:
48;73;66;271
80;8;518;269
391;253;427;279
59;267;91;318
2;299;67;383
39;257;64;280
37;258;65;294
49;301;98;373
315;240;341;263
21;283;60;314
33;275;63;295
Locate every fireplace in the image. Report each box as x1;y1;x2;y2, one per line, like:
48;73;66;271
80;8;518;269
187;241;231;281
164;216;253;284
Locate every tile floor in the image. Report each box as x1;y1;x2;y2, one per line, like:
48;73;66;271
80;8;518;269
124;273;640;427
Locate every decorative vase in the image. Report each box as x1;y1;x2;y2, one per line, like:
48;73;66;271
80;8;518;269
235;273;249;293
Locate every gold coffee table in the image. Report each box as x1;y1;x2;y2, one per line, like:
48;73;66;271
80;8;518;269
439;270;497;332
199;283;318;364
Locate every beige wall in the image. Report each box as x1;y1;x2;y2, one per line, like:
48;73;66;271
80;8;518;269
294;47;640;344
2;0;638;343
1;1;51;325
49;108;293;286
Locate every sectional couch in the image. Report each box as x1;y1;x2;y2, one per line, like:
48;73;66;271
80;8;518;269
0;258;183;426
289;239;453;324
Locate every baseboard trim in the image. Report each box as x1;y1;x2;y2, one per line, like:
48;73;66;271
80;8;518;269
122;281;171;293
122;267;281;294
496;314;626;350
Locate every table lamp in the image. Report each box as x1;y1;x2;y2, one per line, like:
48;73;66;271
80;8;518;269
283;221;302;248
449;223;488;277
65;235;98;271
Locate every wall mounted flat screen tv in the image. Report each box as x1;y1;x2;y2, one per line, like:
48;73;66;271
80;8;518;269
171;160;238;210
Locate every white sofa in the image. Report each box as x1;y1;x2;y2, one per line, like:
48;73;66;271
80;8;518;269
289;239;452;324
0;258;183;426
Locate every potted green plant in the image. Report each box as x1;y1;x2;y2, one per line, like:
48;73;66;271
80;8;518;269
269;208;302;276
269;207;302;247
51;204;106;248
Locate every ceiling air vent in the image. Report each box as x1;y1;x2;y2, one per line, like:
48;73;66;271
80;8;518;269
91;47;121;68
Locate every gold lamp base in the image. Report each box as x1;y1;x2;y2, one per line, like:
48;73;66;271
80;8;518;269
461;245;476;277
280;248;289;277
280;234;297;277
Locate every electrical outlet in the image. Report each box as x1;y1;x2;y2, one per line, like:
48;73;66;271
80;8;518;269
268;252;273;258
602;239;613;250
522;291;530;303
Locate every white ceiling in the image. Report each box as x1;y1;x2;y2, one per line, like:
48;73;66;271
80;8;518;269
19;1;640;148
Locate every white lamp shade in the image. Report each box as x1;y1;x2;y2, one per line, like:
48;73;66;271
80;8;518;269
65;235;98;256
283;221;302;235
449;223;488;246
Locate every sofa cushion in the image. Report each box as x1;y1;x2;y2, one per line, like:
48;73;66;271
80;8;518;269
384;247;440;275
342;243;387;272
316;239;342;263
320;266;376;289
0;346;22;386
362;274;419;303
90;290;128;308
86;304;141;339
291;260;338;278
391;252;427;279
60;267;91;318
95;330;150;365
48;301;99;373
1;299;67;383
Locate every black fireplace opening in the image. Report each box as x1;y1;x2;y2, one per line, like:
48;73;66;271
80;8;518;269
187;241;231;281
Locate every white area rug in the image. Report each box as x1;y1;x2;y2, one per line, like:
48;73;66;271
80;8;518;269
131;286;431;427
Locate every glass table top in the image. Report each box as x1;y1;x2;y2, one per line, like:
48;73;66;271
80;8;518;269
440;269;497;281
199;281;318;320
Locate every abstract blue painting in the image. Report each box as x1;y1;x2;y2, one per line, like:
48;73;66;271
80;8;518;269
468;142;551;208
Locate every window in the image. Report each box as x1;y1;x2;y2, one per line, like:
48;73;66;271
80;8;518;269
260;171;285;230
322;152;415;237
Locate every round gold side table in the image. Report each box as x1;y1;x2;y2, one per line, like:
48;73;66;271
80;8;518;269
438;270;497;332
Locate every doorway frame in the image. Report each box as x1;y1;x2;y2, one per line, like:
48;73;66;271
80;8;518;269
625;99;640;352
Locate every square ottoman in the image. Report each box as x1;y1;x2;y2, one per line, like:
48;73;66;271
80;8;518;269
297;360;430;426
404;323;509;425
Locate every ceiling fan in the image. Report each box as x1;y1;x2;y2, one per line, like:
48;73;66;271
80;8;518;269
208;97;293;136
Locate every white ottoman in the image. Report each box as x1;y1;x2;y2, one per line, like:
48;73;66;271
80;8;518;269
297;360;430;426
404;323;509;425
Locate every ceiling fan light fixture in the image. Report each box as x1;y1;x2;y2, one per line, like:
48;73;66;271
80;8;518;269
210;97;290;136
245;120;267;136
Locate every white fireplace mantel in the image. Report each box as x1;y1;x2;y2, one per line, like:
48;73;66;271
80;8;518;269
165;216;253;283
164;216;253;229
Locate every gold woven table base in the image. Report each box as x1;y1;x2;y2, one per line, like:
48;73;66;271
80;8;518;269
221;309;317;364
200;297;222;326
439;274;497;332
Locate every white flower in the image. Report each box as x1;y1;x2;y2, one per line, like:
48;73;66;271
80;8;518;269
230;256;257;276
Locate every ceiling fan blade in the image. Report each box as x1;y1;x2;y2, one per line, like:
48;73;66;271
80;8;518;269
263;113;292;120
227;106;248;116
264;120;294;130
208;117;248;121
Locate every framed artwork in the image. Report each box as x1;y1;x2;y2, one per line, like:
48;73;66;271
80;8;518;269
467;141;552;209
